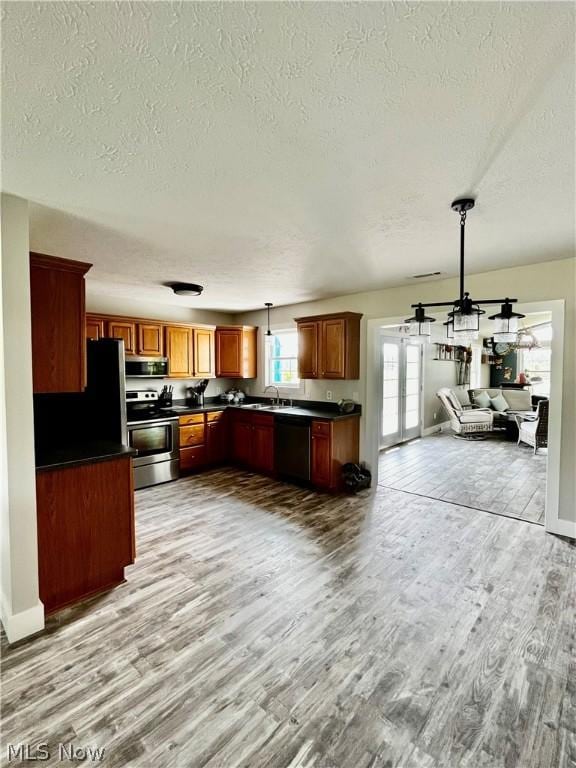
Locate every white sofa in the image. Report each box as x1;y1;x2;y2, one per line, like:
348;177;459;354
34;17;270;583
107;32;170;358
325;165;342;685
437;388;493;437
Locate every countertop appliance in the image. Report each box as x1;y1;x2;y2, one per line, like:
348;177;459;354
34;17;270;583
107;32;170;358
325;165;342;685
125;356;169;378
275;415;311;484
126;390;179;489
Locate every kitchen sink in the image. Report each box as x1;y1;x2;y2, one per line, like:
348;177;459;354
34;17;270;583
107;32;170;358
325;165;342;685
240;403;293;411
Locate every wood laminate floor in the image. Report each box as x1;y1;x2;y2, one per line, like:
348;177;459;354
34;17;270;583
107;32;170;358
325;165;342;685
2;469;574;768
379;432;547;525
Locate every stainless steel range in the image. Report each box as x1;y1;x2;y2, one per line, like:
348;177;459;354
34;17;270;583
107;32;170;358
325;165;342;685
126;391;179;489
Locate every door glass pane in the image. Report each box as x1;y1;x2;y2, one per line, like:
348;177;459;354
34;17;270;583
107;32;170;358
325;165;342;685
382;343;399;437
404;345;420;433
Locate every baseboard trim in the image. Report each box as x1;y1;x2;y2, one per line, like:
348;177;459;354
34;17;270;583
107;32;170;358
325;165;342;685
546;517;576;540
422;421;450;437
0;594;44;643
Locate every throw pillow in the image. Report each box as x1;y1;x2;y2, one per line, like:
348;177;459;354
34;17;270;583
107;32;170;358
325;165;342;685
490;393;509;412
475;391;492;409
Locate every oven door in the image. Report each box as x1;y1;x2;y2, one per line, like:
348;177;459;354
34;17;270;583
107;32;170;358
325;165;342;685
127;420;178;466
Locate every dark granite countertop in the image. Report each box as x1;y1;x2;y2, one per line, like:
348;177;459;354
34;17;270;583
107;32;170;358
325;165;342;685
36;442;137;472
160;400;361;421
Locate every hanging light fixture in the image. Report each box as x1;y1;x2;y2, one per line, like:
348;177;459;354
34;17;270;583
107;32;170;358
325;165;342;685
407;198;522;344
405;303;436;340
489;299;525;343
264;302;273;336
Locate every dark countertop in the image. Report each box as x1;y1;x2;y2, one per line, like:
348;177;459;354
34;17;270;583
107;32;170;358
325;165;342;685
160;401;361;421
36;442;137;472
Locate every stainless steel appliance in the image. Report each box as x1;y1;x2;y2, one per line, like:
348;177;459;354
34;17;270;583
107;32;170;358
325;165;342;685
125;356;169;378
275;415;311;483
126;391;179;489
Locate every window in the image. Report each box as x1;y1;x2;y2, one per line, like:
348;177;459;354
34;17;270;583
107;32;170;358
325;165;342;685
518;324;552;397
265;330;300;389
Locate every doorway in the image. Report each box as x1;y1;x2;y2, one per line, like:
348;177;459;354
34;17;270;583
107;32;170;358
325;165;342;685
380;336;422;449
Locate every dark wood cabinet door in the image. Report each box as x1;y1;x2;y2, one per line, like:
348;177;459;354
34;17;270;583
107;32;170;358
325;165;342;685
297;322;319;379
216;328;242;377
36;457;134;613
207;419;228;464
165;326;193;377
232;418;253;464
194;328;216;378
252;424;275;474
86;315;105;341
138;323;163;356
321;318;346;379
107;320;137;356
30;253;91;393
311;433;332;487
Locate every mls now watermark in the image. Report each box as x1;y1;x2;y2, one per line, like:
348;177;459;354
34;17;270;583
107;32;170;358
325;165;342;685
7;743;105;762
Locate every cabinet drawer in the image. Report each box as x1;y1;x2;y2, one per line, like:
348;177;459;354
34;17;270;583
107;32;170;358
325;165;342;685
179;413;205;426
312;420;331;436
206;410;226;422
180;424;205;447
180;446;206;471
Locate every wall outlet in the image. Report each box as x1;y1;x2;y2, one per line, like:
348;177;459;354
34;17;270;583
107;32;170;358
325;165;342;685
326;390;333;401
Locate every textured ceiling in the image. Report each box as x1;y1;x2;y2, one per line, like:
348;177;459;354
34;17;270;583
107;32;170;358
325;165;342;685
2;2;574;311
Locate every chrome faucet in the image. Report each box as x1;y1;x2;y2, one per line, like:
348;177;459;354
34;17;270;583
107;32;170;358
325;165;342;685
263;385;280;406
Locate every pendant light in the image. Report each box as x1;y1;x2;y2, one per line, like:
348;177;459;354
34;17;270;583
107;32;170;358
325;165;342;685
264;302;273;336
407;198;522;344
489;299;525;343
405;303;436;340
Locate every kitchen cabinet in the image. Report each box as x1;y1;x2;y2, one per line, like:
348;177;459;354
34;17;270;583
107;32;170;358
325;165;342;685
231;411;274;473
179;411;229;473
138;323;164;357
30;252;92;394
193;328;216;378
86;314;105;341
107;319;137;355
216;326;257;378
36;456;135;613
311;417;360;491
207;411;228;464
165;326;193;378
294;312;362;380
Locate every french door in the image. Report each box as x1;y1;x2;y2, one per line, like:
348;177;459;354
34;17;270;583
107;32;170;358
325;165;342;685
380;337;422;448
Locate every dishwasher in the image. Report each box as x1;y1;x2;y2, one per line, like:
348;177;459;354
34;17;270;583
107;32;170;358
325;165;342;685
275;415;311;483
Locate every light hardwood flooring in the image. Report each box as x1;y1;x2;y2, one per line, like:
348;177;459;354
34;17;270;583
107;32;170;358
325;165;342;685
379;432;547;525
2;468;574;768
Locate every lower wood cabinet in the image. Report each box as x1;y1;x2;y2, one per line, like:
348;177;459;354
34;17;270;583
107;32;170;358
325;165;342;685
232;411;275;473
311;417;360;491
36;457;135;614
179;411;228;473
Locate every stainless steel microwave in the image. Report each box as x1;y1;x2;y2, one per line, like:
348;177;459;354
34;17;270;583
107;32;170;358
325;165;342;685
125;356;169;378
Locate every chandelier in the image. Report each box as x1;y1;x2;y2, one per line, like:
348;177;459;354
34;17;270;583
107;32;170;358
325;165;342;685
406;198;524;344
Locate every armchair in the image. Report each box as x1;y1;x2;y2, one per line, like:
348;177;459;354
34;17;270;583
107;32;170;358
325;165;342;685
437;388;493;438
516;399;549;454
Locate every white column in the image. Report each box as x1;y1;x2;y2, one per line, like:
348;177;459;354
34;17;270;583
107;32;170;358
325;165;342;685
0;193;44;642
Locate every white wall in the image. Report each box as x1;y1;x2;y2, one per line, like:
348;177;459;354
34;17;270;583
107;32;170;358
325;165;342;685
236;257;576;526
0;194;44;642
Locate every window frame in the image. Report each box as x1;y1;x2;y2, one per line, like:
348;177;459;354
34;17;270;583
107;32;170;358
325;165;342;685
263;328;304;394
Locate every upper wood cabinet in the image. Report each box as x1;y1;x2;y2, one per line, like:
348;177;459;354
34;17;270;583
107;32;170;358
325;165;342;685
193;328;216;378
165;325;193;378
294;312;362;380
86;315;105;341
30;253;92;393
216;326;257;378
107;319;137;356
138;322;164;357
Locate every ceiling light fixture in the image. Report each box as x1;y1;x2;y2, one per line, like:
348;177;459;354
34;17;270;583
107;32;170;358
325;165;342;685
265;302;273;336
407;198;523;344
170;282;204;296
